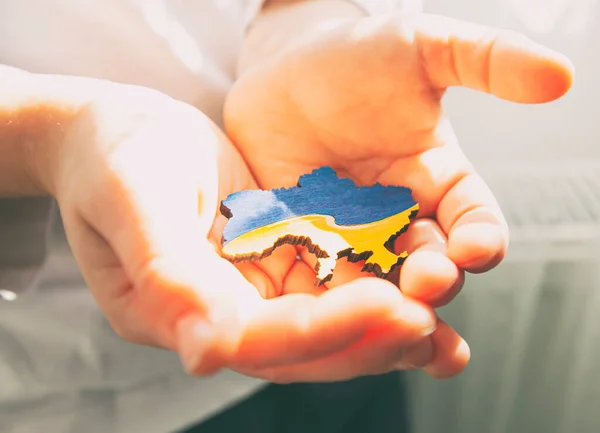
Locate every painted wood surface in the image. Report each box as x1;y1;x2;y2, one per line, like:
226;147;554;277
220;167;419;285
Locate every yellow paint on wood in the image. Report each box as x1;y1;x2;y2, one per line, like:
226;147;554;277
222;204;419;282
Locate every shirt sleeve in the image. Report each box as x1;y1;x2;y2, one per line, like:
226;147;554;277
345;0;416;14
244;0;419;25
242;0;268;29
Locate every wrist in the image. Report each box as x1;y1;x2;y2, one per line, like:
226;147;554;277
23;102;82;198
0;69;74;196
0;67;105;197
238;0;365;76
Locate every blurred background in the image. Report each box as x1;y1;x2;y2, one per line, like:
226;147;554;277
405;1;600;433
1;1;598;432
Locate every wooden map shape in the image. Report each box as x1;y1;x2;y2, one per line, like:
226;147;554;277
220;166;419;285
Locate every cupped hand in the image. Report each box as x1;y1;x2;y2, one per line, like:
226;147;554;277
224;10;573;315
223;11;573;378
17;75;457;383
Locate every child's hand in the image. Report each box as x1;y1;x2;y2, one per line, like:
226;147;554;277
226;9;574;307
6;71;461;382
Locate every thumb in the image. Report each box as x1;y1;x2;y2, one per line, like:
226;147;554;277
415;14;574;103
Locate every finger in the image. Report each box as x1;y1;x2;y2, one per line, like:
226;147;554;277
235;262;276;299
231;277;436;370
415;14;574;103
437;171;509;273
396;218;464;306
394;217;447;257
421;320;471;379
242;319;470;382
233;245;299;299
241;310;436;383
298;246;377;287
375;140;508;274
324;256;377;288
254;244;299;296
395;336;434;370
152;250;263;376
281;259;328;296
60;214;159;347
214;210;298;299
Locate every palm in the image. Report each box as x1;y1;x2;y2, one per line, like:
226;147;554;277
225;21;446;216
222;40;443;299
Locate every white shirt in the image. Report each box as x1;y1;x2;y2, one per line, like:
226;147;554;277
0;1;403;432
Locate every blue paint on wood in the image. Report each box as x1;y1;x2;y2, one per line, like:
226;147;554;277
221;166;417;244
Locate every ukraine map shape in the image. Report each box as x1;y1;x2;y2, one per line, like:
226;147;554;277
220;167;419;285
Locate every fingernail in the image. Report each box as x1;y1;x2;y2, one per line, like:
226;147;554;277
461;251;503;272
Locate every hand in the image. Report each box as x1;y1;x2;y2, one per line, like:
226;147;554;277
12;73;442;383
224;10;574;375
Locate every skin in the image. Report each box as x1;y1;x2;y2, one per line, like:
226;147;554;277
0;5;573;384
